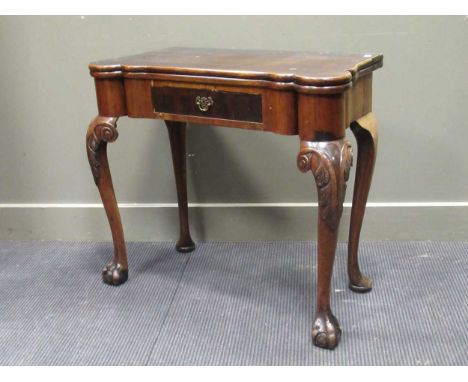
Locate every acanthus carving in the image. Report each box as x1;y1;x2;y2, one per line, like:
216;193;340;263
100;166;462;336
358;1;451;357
86;116;119;185
297;139;353;229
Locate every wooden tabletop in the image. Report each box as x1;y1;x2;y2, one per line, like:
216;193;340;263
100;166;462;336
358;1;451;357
89;47;383;87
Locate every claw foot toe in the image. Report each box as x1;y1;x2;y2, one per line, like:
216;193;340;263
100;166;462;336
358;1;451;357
311;311;342;350
102;261;128;286
349;274;373;293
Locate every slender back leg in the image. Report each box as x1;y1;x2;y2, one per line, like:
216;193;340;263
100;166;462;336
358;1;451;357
348;112;379;292
86;116;128;286
298;139;353;349
165;121;195;252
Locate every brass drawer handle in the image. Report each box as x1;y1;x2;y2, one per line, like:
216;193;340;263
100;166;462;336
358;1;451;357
195;96;214;112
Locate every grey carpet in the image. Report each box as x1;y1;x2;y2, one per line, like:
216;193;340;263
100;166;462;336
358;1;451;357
0;241;466;365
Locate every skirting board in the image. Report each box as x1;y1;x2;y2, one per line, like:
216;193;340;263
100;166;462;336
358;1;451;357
1;204;468;241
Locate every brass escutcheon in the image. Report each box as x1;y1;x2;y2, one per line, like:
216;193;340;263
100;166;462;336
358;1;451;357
195;96;214;112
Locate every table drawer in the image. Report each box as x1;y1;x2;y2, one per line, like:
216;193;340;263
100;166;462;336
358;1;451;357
151;86;263;123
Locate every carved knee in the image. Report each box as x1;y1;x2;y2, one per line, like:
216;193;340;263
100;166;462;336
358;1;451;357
86;116;119;185
297;139;353;229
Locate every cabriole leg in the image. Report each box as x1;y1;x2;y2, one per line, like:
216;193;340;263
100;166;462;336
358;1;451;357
86;116;128;286
165;121;195;252
297;139;353;349
348;112;378;293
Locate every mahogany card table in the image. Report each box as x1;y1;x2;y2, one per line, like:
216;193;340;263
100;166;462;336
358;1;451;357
86;47;383;349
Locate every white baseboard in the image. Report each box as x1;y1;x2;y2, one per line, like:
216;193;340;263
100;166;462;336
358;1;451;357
1;202;468;208
1;203;468;241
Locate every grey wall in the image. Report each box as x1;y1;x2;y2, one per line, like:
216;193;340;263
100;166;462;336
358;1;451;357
0;16;467;241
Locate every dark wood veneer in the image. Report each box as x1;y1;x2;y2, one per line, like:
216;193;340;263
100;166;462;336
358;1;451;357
152;86;263;123
86;47;383;350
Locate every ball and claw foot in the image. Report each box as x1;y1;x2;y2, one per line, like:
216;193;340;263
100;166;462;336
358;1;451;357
175;238;195;253
312;311;342;350
349;274;373;293
102;260;128;286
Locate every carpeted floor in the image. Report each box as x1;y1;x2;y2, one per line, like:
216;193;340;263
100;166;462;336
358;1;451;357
0;241;466;365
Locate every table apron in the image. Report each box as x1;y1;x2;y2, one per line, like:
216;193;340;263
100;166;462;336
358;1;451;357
93;74;373;140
